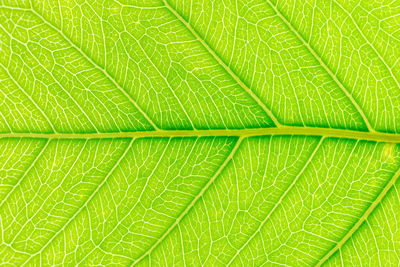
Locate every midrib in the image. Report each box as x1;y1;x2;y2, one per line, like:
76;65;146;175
2;127;400;143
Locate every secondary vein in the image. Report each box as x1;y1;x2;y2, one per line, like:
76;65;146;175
162;0;282;128
131;136;244;265
20;138;135;266
316;165;400;266
332;0;400;91
27;6;160;131
264;0;375;132
227;136;325;265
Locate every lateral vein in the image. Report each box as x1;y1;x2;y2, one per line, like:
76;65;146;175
227;137;325;265
20;138;135;265
264;0;375;132
26;6;160;131
316;165;400;266
162;0;282;128
131;136;244;265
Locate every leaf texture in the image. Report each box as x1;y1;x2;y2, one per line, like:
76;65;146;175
0;0;400;266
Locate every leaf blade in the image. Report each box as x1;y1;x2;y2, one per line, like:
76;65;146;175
1;0;400;266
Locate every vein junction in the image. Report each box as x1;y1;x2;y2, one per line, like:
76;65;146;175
2;127;400;143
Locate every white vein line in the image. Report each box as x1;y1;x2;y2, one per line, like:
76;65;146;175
0;99;12;133
0;139;50;209
264;0;374;132
333;0;400;91
8;139;88;245
0;139;21;171
20;138;135;265
162;0;282;128
0;63;57;133
316;164;400;266
26;6;160;131
123;30;196;130
132;136;244;265
0;22;99;133
76;137;173;264
227;137;325;265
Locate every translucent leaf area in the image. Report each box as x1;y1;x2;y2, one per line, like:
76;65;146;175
0;0;400;266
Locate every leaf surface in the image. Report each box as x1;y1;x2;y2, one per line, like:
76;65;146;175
0;0;400;266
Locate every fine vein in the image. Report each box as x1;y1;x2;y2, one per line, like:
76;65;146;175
162;0;282;127
332;0;400;91
20;138;135;265
0;140;50;208
316;166;400;266
264;0;374;132
227;137;325;265
27;6;160;131
132;136;244;265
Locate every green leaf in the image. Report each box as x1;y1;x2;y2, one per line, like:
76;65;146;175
0;0;400;266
